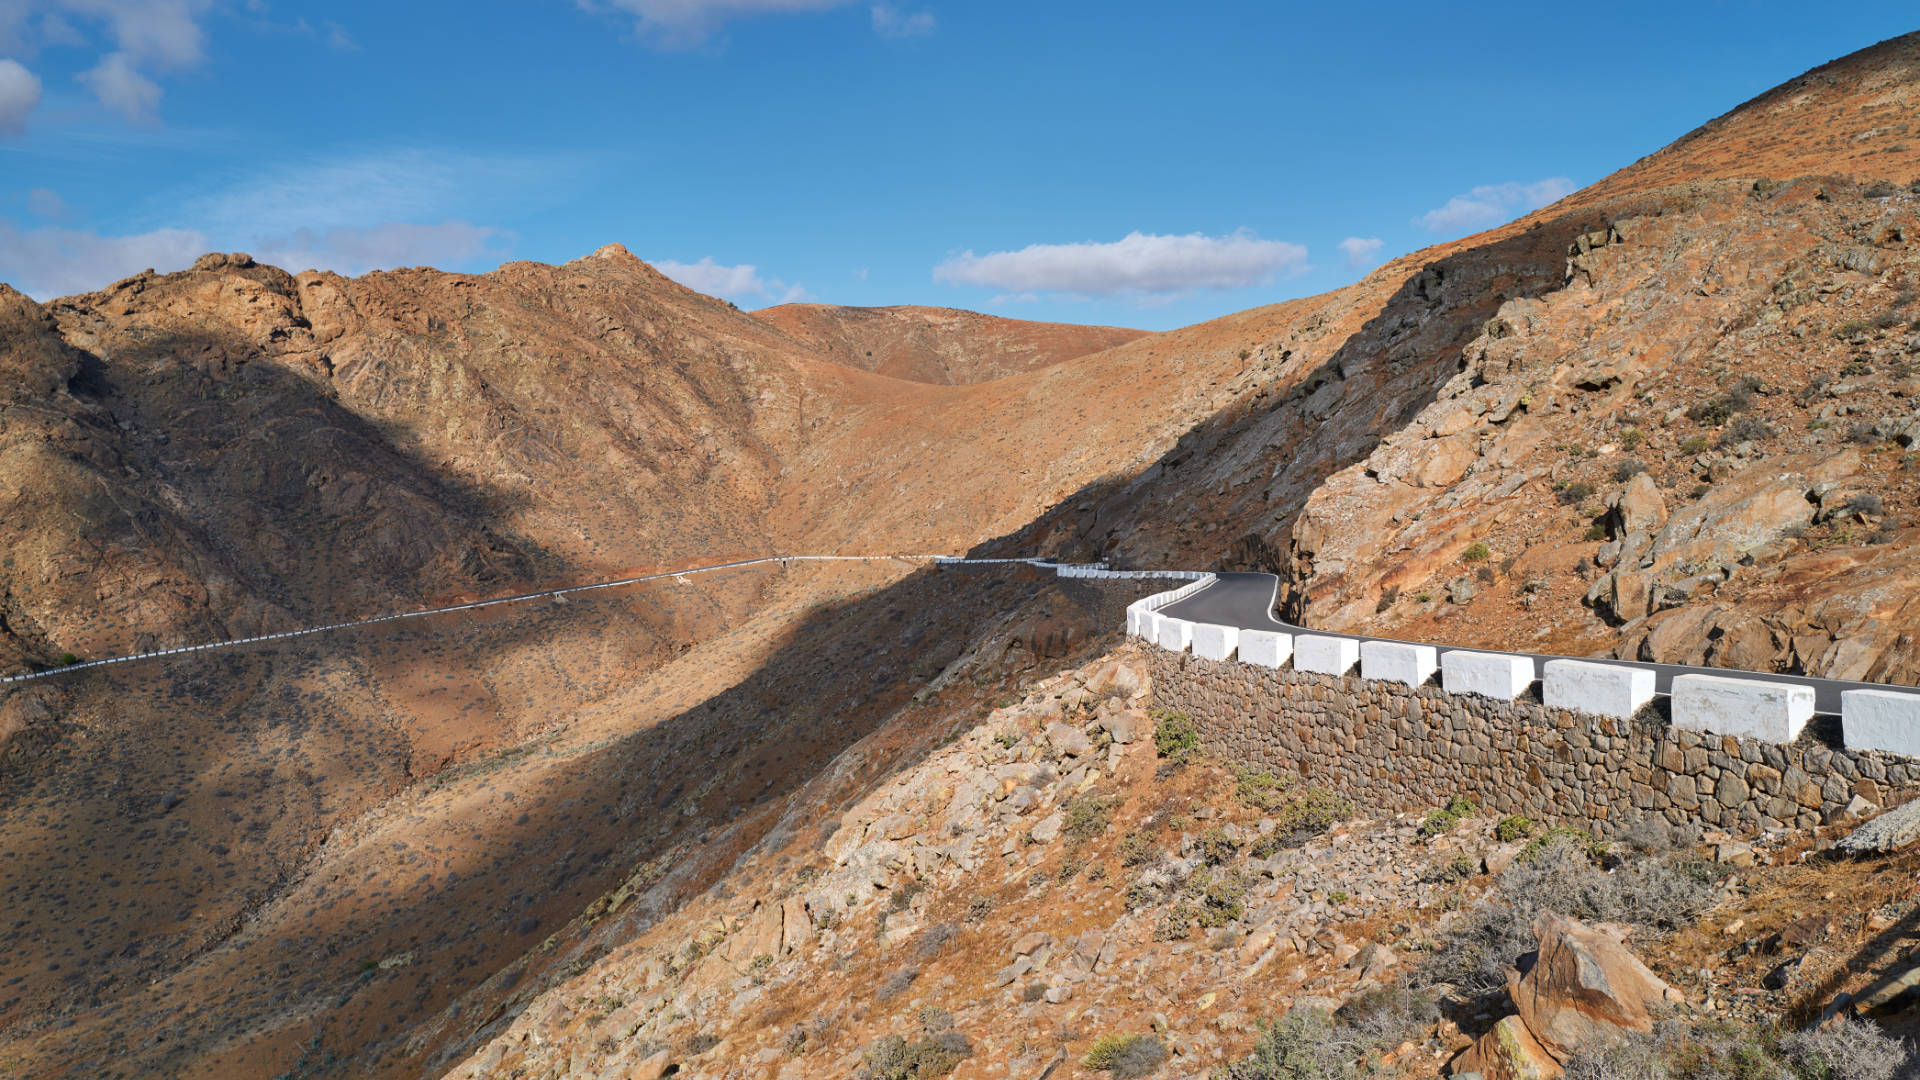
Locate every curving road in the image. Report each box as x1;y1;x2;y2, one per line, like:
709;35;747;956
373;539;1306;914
1158;571;1887;716
0;554;972;687
7;556;1900;717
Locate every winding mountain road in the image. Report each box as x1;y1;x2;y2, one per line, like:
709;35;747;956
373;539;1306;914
3;557;1905;718
1158;570;1882;716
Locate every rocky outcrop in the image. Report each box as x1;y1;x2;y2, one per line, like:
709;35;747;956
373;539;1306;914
1452;912;1682;1077
1511;912;1682;1062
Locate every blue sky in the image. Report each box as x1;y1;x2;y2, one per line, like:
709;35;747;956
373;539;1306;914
0;3;1914;331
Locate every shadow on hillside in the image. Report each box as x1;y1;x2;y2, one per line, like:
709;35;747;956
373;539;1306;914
10;318;556;670
7;192;1674;1078
3;560;1149;1080
968;197;1655;622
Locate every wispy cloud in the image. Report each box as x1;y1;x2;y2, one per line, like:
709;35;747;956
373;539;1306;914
0;59;42;135
934;229;1307;301
584;0;851;48
0;217;208;299
581;0;929;48
1416;177;1574;235
253;221;510;277
26;186;68;219
78;52;162;122
655;256;807;303
870;3;933;38
164;147;573;239
1338;235;1383;269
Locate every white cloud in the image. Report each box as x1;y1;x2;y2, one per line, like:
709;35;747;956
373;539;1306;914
655;255;807;303
78;51;160;122
0;58;41;134
1416;177;1575;235
585;0;852;48
27;186;67;218
933;229;1308;299
0;217;208;299
0;1;216;122
39;12;85;46
1338;236;1383;269
70;0;213;68
322;19;355;50
252;221;509;276
870;3;932;37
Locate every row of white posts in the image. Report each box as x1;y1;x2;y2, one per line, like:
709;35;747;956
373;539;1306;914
1117;577;1920;759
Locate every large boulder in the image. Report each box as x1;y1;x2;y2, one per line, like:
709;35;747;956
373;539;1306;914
1450;1015;1562;1080
1510;911;1682;1063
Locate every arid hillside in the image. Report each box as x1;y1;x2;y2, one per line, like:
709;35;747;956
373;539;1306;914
752;303;1148;384
7;27;1920;1080
997;31;1920;683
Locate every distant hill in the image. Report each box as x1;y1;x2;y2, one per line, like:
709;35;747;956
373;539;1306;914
751;302;1147;384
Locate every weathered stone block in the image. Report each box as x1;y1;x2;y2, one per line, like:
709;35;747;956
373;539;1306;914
1843;689;1920;758
1360;641;1438;687
1672;674;1813;743
1156;617;1194;653
1440;650;1536;700
1237;629;1292;669
1191;623;1238;662
1543;659;1655;720
1293;635;1359;676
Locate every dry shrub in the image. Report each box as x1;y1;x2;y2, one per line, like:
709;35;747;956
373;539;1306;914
1418;835;1719;992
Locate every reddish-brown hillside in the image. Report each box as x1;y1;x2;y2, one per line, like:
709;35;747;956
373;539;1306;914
8;29;1920;1080
751;302;1148;384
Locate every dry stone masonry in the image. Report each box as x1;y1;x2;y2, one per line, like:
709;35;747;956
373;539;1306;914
1120;574;1920;840
1147;649;1916;839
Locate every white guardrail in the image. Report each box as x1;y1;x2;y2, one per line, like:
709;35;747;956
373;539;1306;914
0;555;1198;690
15;555;1920;764
1123;575;1920;761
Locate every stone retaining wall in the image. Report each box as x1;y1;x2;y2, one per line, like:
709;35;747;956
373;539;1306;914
1148;649;1920;840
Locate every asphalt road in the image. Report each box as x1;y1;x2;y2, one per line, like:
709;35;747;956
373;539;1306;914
1158;571;1891;716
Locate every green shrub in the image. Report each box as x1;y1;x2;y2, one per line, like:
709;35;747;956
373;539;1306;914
1235;767;1293;811
1719;414;1775;447
1063;793;1121;846
1519;824;1606;864
1679;434;1710;454
1557;481;1595;505
1418;795;1477;840
1217;1010;1357;1080
1584;524;1610;542
1612;459;1648;483
1268;786;1354;848
1195;826;1241;866
856;1028;973;1080
1462;541;1492;562
1083;1033;1168;1077
58;652;80;667
1494;815;1535;843
1119;831;1157;867
1153;711;1200;763
1619;427;1645;450
1186;866;1249;927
